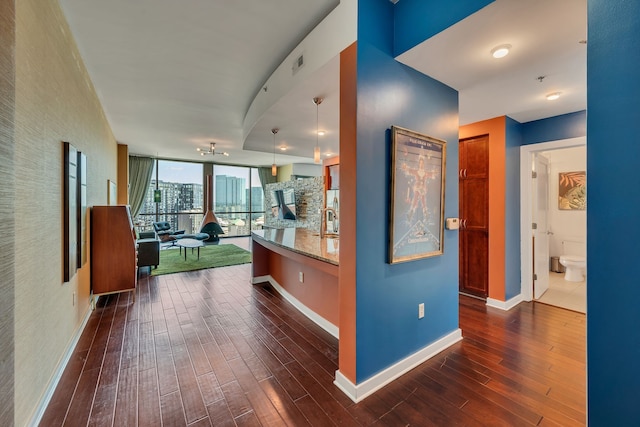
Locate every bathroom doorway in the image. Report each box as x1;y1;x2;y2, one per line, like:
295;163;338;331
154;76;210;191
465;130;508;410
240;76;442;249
520;137;586;313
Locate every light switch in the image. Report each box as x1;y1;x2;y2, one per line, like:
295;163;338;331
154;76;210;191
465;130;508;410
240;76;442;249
446;218;460;230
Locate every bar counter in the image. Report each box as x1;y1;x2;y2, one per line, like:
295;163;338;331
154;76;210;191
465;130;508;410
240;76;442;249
251;228;339;265
251;228;340;335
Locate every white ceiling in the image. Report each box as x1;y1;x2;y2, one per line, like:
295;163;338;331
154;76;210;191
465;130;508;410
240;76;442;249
58;0;585;166
398;0;586;125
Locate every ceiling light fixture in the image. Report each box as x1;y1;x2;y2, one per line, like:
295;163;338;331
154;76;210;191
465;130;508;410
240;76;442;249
546;92;561;101
491;44;511;59
271;128;278;176
313;97;323;164
197;142;229;157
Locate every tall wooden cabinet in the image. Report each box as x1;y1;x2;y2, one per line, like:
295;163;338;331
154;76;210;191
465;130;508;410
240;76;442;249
91;205;137;302
459;135;489;298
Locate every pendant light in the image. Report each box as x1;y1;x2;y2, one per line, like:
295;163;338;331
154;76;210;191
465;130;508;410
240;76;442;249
271;128;278;176
313;97;323;163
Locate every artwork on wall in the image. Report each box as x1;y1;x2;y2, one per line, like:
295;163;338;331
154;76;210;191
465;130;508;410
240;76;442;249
107;179;117;205
77;152;87;266
558;171;586;210
63;141;78;282
389;126;446;264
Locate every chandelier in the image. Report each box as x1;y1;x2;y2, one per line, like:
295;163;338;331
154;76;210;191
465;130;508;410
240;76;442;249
197;142;229;157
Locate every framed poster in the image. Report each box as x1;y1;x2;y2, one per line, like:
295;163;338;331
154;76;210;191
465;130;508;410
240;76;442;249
107;179;117;205
558;171;586;210
389;126;446;264
63;141;78;282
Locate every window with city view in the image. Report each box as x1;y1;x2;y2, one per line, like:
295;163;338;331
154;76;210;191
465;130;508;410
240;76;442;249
134;160;265;238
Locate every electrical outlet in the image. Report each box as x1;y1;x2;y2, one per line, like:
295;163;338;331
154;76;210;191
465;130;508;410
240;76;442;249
73;291;77;306
418;303;425;319
299;272;304;283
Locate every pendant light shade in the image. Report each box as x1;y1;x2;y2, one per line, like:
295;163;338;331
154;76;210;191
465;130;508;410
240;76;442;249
271;128;278;176
313;97;323;164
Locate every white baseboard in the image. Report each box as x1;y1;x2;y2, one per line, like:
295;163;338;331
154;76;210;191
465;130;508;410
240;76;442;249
29;301;95;427
252;275;339;339
334;328;463;403
486;294;523;311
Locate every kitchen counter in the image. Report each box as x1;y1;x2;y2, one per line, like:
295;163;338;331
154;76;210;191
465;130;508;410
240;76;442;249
252;228;339;265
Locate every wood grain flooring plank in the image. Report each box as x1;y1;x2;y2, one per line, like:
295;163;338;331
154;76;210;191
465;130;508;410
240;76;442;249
160;390;187;427
201;341;236;386
62;367;101;427
39;349;88;427
220;380;252;419
258;376;313;427
173;347;208;424
138;367;162;427
227;357;286;426
113;365;138;426
138;321;156;372
154;331;179;396
206;399;236;427
197;372;224;406
87;383;116;427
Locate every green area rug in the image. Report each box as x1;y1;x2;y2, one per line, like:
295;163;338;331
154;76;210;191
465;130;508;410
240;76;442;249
151;244;251;276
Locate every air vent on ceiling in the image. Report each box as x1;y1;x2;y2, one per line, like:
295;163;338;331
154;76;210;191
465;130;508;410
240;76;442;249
292;53;304;75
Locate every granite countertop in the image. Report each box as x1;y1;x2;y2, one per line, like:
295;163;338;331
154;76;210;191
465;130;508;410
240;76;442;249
252;228;339;265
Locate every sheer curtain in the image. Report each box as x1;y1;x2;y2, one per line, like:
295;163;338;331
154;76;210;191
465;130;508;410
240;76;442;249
128;156;154;217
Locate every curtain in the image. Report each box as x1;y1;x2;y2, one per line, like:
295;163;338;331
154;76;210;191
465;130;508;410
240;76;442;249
128;156;154;218
258;167;277;193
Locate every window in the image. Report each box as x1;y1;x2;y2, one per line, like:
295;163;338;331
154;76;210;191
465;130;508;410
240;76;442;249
212;165;265;236
134;160;265;238
136;160;203;233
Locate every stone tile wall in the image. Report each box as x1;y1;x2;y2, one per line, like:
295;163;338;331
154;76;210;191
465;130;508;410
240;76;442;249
265;177;324;232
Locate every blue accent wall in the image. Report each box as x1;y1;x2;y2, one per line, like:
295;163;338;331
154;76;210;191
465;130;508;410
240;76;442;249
355;0;460;382
505;117;522;299
587;0;640;423
393;0;493;56
521;111;586;145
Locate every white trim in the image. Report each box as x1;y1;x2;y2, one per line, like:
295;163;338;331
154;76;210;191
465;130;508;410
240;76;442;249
28;302;95;427
253;275;339;339
520;137;586;303
486;294;523;311
333;329;462;402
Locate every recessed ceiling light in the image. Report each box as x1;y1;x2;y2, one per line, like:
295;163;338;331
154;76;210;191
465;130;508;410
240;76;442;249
491;44;511;59
317;130;325;136
279;146;287;151
546;92;561;101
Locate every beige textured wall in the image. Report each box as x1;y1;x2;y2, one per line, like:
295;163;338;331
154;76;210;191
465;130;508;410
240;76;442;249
0;1;16;425
15;0;117;424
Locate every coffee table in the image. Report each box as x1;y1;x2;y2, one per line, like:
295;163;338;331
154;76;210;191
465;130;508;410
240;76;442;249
176;238;204;260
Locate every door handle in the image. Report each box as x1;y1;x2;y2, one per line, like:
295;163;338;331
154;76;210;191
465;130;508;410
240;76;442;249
464;169;468;178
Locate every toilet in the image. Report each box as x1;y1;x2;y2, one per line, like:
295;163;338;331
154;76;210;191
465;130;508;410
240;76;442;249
559;240;586;282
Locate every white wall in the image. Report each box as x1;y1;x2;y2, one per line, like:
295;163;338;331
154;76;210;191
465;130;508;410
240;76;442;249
544;146;586;257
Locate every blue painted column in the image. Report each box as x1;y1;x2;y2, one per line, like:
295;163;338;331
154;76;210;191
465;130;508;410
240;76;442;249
587;0;640;423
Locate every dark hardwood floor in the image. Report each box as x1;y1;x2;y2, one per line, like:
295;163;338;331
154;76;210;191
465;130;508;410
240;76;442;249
41;262;585;426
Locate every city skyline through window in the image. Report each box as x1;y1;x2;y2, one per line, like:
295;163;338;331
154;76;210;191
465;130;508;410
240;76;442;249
134;159;265;237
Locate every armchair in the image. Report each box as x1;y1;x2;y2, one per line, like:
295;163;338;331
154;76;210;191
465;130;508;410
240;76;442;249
153;221;185;242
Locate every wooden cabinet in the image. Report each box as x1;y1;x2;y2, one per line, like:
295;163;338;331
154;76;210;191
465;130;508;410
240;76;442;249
459;135;489;298
91;205;137;302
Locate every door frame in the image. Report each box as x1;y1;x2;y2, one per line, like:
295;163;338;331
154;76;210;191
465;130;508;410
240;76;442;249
520;136;586;301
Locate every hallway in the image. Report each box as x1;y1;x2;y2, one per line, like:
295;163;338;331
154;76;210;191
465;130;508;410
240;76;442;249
41;264;586;426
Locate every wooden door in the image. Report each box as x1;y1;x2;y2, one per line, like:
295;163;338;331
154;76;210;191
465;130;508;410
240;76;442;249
459;135;489;298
